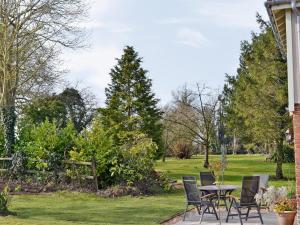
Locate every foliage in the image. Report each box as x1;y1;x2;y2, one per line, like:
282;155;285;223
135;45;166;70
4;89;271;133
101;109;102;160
100;46;163;158
71;117;116;187
21;87;95;132
255;186;288;211
20;119;76;173
0;185;10;213
111;131;158;189
0;0;86;156
283;144;294;163
0;123;5;156
170;141;193;159
222;15;290;179
273;198;297;212
165;84;219;168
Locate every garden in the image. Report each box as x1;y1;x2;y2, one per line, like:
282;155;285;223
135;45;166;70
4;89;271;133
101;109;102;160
0;1;297;225
0;155;294;225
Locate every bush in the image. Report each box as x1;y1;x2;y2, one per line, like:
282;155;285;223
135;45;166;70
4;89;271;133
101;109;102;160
72;117;116;187
283;144;294;163
0;186;9;214
18;119;76;175
110;131;157;187
171;141;193;159
271;143;294;163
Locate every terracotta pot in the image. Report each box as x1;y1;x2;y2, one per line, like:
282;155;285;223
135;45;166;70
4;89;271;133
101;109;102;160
276;211;297;225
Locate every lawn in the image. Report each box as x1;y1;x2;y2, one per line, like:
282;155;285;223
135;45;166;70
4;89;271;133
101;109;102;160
0;154;295;225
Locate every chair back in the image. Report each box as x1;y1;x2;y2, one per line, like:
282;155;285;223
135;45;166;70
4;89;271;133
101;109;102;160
182;176;201;203
253;174;269;190
240;176;260;205
200;172;215;186
183;176;196;181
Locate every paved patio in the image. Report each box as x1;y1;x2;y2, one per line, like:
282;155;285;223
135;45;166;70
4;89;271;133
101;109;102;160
171;209;297;225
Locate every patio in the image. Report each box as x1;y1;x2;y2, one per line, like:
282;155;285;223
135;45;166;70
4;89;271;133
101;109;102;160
171;208;296;225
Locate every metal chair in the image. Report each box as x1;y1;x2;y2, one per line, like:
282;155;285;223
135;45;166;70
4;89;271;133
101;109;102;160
226;176;263;225
200;171;229;210
182;176;219;223
253;174;269;192
200;172;215;186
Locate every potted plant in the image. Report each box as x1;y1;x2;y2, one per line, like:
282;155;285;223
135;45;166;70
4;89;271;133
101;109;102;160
255;186;297;225
273;198;297;225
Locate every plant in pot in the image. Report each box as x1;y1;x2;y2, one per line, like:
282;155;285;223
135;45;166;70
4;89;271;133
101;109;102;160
255;186;297;225
273;198;297;225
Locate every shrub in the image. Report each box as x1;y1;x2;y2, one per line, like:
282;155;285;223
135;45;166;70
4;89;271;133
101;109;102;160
271;143;294;163
19;119;76;174
282;144;294;163
0;186;9;214
72;117;117;187
110;131;157;187
171;141;193;159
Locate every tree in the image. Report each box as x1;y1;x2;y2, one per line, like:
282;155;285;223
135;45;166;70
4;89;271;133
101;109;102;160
223;16;290;179
21;87;96;132
101;46;163;157
0;0;86;155
166;84;219;168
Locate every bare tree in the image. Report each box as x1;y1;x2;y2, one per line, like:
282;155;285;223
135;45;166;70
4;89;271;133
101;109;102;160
0;0;87;155
166;84;219;168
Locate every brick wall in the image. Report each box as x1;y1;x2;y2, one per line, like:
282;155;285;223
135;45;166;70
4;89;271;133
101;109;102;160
293;104;300;224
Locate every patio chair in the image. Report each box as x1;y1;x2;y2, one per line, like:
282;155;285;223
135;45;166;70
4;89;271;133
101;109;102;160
253;174;269;192
200;172;215;186
226;176;263;225
200;171;229;210
182;176;219;223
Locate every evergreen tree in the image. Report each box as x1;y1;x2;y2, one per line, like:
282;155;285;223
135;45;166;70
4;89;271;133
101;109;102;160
223;15;290;179
101;46;163;157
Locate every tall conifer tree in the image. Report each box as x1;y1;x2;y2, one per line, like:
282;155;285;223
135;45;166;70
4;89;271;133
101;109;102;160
101;46;163;157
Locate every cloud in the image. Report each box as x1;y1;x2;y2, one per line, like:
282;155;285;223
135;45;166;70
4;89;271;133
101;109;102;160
195;1;268;29
176;28;209;48
155;18;185;25
63;45;122;103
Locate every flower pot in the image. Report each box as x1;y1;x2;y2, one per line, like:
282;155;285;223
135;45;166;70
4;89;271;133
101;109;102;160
276;211;297;225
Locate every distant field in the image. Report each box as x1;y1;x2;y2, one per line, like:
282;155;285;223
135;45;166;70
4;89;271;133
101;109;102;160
0;155;295;225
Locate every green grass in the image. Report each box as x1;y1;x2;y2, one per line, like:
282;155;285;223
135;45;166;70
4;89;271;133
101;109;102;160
155;154;295;187
0;191;183;225
0;154;295;225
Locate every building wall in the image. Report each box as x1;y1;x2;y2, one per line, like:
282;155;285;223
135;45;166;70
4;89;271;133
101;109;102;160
293;104;300;224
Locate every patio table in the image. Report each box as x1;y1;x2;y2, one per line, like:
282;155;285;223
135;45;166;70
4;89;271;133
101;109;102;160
199;185;240;211
199;184;239;193
199;185;240;224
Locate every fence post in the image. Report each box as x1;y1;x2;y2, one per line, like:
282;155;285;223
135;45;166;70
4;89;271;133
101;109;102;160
91;156;98;192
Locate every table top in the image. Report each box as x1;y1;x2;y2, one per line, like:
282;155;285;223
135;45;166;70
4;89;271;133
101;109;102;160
199;184;240;191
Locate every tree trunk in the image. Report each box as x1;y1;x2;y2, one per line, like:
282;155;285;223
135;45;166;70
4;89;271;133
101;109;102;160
203;144;209;168
233;132;236;154
1;105;16;156
275;138;284;179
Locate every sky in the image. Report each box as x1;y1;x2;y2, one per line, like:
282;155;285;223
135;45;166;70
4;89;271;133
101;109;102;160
62;0;269;106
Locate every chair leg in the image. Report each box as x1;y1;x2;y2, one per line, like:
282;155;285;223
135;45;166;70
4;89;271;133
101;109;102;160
183;204;188;221
196;205;201;215
226;199;233;222
210;202;219;220
200;205;208;224
257;205;264;224
236;206;243;225
223;197;228;211
245;207;250;221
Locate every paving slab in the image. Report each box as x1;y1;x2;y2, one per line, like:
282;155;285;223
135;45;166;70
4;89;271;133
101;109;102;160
173;209;297;225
